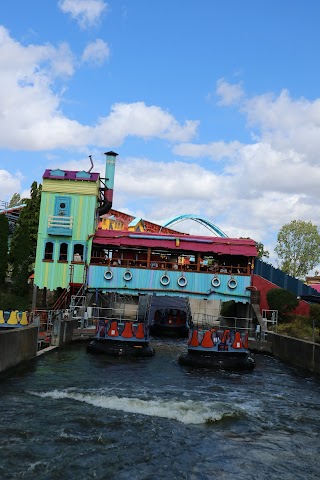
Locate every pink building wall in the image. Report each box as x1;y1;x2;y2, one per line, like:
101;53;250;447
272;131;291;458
252;274;310;316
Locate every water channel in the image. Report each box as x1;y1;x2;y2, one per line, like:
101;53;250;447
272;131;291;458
0;339;319;480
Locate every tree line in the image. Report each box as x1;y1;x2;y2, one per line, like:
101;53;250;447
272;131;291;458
0;182;41;308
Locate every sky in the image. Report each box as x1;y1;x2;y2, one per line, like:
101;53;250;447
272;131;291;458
1;0;320;267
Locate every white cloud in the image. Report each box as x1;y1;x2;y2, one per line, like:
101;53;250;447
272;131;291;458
173;141;242;160
2;20;320;268
58;0;108;29
94;102;199;144
0;26;85;150
243;89;320;163
0;28;197;151
81;39;110;65
170;82;320;250
216;78;244;106
0;170;22;200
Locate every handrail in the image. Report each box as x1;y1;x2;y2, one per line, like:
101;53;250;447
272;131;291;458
52;287;70;310
94;257;250;274
48;215;74;228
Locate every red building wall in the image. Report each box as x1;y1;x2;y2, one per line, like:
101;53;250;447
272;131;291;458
252;274;310;316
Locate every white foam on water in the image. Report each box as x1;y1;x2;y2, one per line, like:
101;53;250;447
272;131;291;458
29;389;244;425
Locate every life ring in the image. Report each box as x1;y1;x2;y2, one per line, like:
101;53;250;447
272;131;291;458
211;276;220;288
177;276;188;287
104;269;113;281
160;274;170;286
123;270;133;281
228;277;237;289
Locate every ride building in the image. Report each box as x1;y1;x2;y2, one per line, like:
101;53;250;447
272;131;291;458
33;151;258;309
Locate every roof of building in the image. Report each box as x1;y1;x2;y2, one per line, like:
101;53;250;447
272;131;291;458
93;229;258;256
43;169;100;182
308;284;320;293
0;204;26;213
128;217;143;227
102;209;186;235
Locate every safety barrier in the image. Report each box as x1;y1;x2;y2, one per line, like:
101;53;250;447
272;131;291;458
188;328;249;351
0;310;30;327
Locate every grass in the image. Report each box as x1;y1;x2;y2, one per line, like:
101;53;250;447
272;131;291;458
274;315;320;343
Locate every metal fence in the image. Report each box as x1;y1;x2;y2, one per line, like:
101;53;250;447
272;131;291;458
254;259;319;297
191;313;254;334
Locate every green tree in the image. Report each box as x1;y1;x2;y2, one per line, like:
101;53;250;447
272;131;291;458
266;288;299;321
8;193;22;207
10;181;42;268
275;220;320;279
0;215;9;285
10;223;31;295
256;242;270;259
309;304;320;330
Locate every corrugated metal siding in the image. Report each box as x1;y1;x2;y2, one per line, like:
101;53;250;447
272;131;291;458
42;179;99;196
87;266;251;302
93;230;257;256
34;262;86;289
254;259;319;296
34;190;97;289
36;192;97;239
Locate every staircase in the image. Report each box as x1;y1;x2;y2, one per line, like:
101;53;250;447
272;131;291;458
137;295;152;324
52;287;70;311
69;284;87;323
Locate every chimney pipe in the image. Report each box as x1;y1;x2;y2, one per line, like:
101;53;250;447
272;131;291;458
98;151;118;216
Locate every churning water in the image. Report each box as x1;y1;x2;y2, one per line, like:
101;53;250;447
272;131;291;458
0;339;320;480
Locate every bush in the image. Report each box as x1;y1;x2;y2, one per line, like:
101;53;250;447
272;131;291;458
276;315;319;342
266;288;299;322
309;304;320;328
0;291;31;311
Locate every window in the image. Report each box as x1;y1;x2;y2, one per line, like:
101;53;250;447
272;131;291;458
73;243;84;262
50;168;65;177
44;242;54;260
59;243;68;261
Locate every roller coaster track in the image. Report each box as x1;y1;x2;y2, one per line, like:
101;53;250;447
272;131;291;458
162;214;228;237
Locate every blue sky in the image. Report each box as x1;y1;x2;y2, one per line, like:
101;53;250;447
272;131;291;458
1;0;320;266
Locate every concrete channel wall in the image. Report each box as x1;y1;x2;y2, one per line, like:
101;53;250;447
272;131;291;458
51;315;79;347
0;326;38;374
270;333;320;375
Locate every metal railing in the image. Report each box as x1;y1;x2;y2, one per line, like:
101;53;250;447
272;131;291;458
0;200;9;209
48;215;73;229
192;313;254;334
262;309;278;333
